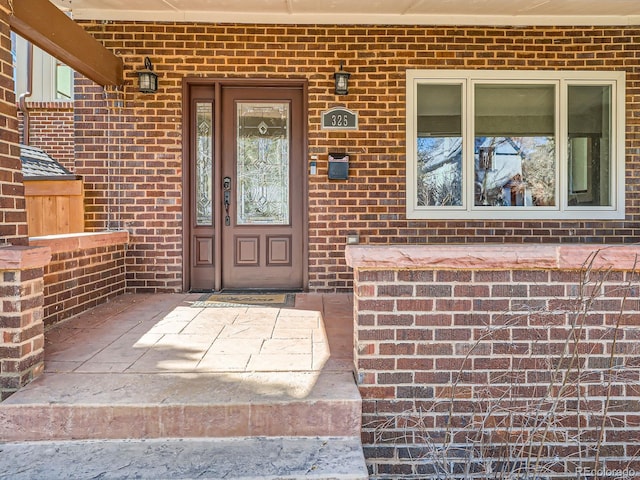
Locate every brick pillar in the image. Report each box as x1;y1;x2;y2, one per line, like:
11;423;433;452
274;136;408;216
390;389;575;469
0;246;51;400
0;1;50;400
0;0;28;246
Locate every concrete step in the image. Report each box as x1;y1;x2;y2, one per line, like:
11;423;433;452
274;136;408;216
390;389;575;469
0;370;361;441
0;436;369;480
0;294;366;477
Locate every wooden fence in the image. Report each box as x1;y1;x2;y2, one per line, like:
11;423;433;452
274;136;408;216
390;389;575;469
24;179;84;236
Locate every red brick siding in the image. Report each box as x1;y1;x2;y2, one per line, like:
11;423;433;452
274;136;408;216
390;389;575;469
65;23;640;292
0;2;27;245
354;266;640;478
17;102;75;170
41;243;127;326
74;77;182;292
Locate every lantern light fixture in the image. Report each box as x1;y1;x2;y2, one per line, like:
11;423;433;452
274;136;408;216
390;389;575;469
138;57;158;94
333;61;350;96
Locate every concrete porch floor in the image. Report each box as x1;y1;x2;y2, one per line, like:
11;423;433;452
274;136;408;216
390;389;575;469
44;292;355;377
0;292;361;441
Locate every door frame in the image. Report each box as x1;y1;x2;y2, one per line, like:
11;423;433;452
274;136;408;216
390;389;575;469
181;77;309;292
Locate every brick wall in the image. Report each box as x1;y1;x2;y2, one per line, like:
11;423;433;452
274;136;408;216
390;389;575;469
348;244;640;479
0;0;27;246
30;232;129;327
62;23;640;291
74;76;183;292
17;102;75;170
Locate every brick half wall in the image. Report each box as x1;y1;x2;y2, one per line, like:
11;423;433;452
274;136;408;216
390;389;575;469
347;244;640;479
30;231;129;327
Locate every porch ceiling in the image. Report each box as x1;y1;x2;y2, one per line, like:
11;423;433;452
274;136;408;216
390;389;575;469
51;0;640;26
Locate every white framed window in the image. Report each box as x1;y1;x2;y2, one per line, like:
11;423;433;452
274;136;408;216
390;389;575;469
12;33;74;102
406;70;626;220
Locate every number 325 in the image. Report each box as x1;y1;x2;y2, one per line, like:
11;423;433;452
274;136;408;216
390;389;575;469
331;114;349;127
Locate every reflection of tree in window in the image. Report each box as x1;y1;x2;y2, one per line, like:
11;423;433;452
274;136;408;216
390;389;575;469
522;137;556;206
416;137;462;206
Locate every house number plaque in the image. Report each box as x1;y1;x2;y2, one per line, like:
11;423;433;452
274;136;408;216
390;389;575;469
321;107;358;130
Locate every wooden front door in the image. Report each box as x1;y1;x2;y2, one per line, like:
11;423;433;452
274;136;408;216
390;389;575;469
185;81;306;291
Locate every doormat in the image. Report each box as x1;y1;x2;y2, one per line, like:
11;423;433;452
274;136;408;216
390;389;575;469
192;293;295;308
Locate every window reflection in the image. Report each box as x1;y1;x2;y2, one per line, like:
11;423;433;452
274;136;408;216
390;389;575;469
568;85;612;207
416;84;463;206
474;84;556;207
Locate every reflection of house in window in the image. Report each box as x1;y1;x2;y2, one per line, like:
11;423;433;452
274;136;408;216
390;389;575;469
502;173;532;207
474;136;554;207
475;138;524;206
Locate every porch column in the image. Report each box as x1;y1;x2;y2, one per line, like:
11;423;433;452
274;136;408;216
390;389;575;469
0;0;29;246
0;0;51;400
0;246;50;400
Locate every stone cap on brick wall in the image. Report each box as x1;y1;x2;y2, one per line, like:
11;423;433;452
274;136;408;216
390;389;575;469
345;244;640;271
0;245;51;271
29;231;129;255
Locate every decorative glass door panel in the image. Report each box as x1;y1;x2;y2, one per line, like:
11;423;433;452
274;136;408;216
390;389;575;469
236;102;290;225
196;102;213;225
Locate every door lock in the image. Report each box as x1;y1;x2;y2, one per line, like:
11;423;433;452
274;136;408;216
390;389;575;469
223;177;231;226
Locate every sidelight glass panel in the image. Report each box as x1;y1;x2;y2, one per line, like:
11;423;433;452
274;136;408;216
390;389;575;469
237;102;290;225
568;85;612;207
474;84;556;207
195;102;213;225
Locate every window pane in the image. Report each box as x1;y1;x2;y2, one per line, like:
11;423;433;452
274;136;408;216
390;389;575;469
56;63;73;100
568;85;612;207
416;84;463;206
474;84;556;207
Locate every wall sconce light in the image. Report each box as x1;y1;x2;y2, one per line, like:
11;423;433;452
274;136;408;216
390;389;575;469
138;57;158;94
333;61;350;95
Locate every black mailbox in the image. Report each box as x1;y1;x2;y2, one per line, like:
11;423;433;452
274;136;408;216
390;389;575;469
328;153;349;180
